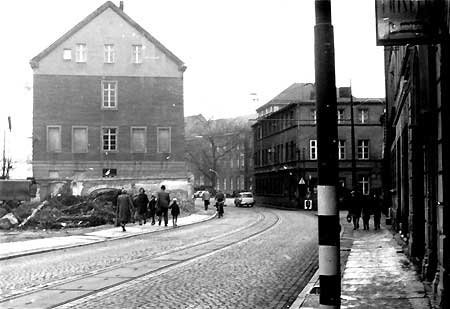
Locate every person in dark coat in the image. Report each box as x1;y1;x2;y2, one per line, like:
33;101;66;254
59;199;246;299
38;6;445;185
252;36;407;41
215;190;225;218
169;198;180;227
348;191;362;230
372;194;382;230
147;194;157;225
134;188;149;225
361;194;372;230
116;189;135;232
157;185;170;227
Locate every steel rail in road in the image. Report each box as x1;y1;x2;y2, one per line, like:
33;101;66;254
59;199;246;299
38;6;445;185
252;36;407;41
1;209;281;308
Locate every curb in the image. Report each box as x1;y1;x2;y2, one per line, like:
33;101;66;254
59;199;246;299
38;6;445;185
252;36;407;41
290;213;347;308
0;212;218;261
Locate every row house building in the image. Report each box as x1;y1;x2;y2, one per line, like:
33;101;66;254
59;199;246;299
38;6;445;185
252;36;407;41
252;83;384;208
30;1;187;197
376;1;449;306
185;115;254;196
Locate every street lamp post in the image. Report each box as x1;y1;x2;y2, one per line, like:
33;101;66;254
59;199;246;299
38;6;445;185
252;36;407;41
209;168;219;192
350;89;357;191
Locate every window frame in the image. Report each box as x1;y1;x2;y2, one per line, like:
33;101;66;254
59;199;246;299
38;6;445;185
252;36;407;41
132;44;143;64
104;44;115;63
310;139;317;160
357;139;370;160
71;126;89;153
101;80;118;110
358;108;369;124
63;48;72;61
75;43;87;63
311;109;317;124
130;126;147;153
102;126;118;152
338;139;346;160
359;175;370;195
47;125;62;153
157;127;171;153
337;109;345;124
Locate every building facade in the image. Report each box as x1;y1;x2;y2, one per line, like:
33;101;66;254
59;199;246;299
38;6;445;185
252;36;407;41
382;13;449;309
30;1;187;196
252;83;384;208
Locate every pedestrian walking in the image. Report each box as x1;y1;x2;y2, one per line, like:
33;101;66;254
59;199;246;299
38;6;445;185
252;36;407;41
157;185;170;227
116;189;135;232
372;194;382;230
347;191;362;230
148;194;157;225
134;188;149;225
215;190;225;218
202;190;211;211
169;198;180;227
361;194;372;230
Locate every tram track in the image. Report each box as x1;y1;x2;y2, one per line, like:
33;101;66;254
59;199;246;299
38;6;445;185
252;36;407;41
1;208;281;308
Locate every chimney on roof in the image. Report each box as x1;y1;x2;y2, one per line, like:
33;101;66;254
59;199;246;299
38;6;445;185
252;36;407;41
119;1;124;10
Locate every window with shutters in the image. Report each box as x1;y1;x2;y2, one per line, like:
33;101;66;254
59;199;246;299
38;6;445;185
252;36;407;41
157;127;171;153
47;126;62;152
72;126;88;153
131;127;146;153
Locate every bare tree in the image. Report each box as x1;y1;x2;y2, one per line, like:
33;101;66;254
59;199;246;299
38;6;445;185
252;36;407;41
185;117;249;190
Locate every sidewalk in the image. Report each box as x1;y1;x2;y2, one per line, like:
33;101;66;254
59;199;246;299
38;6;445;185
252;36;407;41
292;211;432;308
0;212;216;261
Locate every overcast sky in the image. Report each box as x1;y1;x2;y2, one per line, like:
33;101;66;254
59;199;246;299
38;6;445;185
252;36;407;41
0;0;385;175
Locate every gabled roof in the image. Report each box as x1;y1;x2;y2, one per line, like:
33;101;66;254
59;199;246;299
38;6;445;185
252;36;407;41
256;83;315;112
30;1;185;71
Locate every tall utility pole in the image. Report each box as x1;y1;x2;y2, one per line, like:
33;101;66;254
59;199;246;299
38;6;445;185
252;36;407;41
314;0;340;307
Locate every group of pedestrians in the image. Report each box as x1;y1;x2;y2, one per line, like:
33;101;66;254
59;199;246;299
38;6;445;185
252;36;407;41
115;185;180;232
346;191;382;231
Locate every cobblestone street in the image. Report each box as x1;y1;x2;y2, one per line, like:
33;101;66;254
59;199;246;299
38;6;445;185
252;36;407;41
1;205;318;308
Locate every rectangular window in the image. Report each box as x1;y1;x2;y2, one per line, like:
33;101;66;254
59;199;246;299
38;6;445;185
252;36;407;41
63;49;72;60
102;81;117;109
47;126;62;152
104;44;115;63
132;45;143;63
157;127;171;153
359;176;370;195
357;139;369;159
75;43;87;62
310;140;317;160
102;127;117;151
131;127;146;153
338;140;346;160
358;108;369;124
337;109;345;124
311;109;317;124
72;126;88;153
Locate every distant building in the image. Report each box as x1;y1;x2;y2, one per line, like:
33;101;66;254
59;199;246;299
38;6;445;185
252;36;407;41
185;115;254;195
30;1;187;197
252;83;384;208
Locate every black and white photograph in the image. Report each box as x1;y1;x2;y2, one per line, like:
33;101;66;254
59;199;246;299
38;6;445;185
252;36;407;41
0;0;449;308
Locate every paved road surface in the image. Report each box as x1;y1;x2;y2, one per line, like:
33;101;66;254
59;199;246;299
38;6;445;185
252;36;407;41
1;205;318;309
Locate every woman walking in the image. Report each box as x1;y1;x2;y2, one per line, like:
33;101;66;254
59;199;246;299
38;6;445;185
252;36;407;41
134;188;149;225
116;189;135;232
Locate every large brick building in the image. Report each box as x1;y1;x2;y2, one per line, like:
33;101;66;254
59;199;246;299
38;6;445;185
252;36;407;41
252;83;384;208
30;1;187;195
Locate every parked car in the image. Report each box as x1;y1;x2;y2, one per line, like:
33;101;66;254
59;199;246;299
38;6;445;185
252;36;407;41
234;192;255;207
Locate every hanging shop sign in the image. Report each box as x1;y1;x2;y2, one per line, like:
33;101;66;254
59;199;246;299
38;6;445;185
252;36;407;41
375;0;445;46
